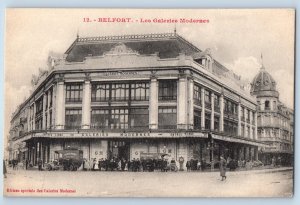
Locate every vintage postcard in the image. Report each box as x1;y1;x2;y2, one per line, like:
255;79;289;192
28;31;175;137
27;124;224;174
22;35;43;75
4;8;295;197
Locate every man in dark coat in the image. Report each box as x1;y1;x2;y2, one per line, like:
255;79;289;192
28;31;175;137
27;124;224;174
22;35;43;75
220;156;227;181
37;158;43;171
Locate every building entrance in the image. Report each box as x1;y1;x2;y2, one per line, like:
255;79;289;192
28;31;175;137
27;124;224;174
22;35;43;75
108;141;130;160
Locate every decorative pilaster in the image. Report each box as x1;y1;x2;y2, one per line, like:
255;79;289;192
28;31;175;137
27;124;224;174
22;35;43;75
32;103;36;130
219;94;224;132
201;87;205;129
55;80;65;129
46;90;51;129
254;111;258;140
149;77;158;129
177;77;188;129
82;79;91;129
250;110;253;139
244;108;247;137
210;93;214;130
238;101;241;136
42;93;47;129
188;78;194;129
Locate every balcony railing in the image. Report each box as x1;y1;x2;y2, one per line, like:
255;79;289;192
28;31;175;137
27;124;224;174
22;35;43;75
158;125;177;129
158;96;177;101
65;98;82;103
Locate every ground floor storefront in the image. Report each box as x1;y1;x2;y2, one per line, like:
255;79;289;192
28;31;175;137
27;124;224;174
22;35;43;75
259;152;293;166
21;132;261;170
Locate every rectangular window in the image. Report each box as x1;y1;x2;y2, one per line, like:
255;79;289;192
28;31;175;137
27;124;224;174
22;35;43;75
65;109;82;130
35;118;43;130
214;95;220;112
111;108;128;129
214;116;219;132
91;109;110;129
194;110;201;130
158;107;177;129
91;83;110;102
193;84;201;105
241;107;245;121
131;83;149;101
49;110;52;129
111;83;130;101
224;119;238;136
241;125;245;137
158;80;177;101
66;84;83;103
205;113;211;130
204;90;211;109
130;108;149;128
35;97;43;130
35;97;43;115
49;88;53;108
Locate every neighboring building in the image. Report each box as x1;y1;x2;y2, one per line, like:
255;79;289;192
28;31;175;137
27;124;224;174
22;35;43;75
9;32;264;169
250;64;294;166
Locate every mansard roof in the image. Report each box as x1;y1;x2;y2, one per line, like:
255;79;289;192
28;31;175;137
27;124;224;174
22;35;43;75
65;33;201;62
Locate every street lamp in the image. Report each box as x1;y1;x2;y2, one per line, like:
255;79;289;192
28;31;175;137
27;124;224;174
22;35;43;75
207;133;215;171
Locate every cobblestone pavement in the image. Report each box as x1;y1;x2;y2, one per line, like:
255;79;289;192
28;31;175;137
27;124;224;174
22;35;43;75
4;167;293;197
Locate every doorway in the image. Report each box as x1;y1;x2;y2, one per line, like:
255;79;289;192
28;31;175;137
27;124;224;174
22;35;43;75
108;141;130;160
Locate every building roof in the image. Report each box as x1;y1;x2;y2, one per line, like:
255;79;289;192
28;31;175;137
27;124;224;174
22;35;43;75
65;33;201;62
250;65;279;97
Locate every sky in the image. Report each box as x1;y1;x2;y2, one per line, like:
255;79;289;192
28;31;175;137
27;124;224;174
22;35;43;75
4;9;295;140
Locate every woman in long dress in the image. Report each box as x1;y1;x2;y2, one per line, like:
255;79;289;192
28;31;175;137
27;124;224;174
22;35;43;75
220;156;227;181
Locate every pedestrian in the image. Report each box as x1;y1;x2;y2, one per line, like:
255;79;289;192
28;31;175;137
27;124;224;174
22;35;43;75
37;158;43;171
25;159;29;170
3;160;7;178
186;160;191;172
220;156;227;181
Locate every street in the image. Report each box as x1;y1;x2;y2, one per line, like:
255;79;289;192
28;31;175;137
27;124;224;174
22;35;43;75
4;168;293;197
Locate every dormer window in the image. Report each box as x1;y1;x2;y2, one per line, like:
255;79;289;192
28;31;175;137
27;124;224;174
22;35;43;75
265;100;270;110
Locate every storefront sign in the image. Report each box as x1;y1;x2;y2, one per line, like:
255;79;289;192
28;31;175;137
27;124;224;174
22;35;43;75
29;131;208;139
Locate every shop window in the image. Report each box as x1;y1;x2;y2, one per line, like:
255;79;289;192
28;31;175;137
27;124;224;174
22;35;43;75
66;84;83;103
130;108;149;128
65;109;82;130
158;107;177;129
158;80;177;101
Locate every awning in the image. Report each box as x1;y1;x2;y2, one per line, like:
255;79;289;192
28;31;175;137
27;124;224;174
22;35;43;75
212;134;267;147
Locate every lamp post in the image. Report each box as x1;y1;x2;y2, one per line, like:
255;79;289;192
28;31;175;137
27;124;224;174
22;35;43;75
207;133;215;171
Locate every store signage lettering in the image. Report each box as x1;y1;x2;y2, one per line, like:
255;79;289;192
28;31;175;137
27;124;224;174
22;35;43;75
170;132;194;137
33;131;206;138
103;71;139;76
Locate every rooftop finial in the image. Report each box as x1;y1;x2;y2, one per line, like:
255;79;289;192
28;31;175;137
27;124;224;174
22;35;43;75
261;53;265;70
76;28;79;39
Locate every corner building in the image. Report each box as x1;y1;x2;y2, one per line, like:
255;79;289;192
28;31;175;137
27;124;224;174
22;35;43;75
9;33;264;169
250;65;294;166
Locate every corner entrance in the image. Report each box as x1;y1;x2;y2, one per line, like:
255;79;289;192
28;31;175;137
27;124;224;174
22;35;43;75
108;141;130;160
